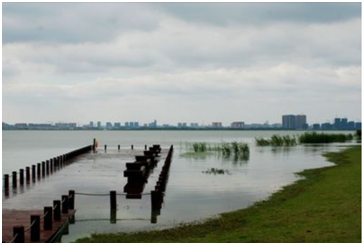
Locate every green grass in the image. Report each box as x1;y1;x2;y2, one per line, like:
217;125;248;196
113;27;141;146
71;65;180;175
77;146;361;243
256;134;297;146
299;132;353;144
182;141;249;158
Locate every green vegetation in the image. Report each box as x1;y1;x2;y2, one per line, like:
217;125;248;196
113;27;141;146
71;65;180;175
299;132;353;144
182;141;249;159
255;134;297;146
77;146;361;243
203;168;231;175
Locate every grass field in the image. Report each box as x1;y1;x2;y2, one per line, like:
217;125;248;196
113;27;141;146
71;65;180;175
77;146;361;243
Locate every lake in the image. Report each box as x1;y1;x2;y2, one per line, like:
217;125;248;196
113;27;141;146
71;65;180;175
2;130;356;242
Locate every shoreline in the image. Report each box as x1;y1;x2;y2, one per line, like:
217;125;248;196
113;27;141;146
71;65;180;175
76;145;361;243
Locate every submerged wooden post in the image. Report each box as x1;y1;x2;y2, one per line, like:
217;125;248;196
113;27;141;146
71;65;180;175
13;225;25;243
110;190;117;210
26;167;30;183
131;145;134;150
30;215;40;242
42;162;45;177
69;190;75;209
104;145;107;151
93;138;96;150
53;200;61;221
46;160;50;175
44;207;53;230
145;145;147;150
37;163;41;179
12;171;17;188
31;165;36;182
62;195;69;214
118;145;120;150
4;174;9;191
19;169;24;186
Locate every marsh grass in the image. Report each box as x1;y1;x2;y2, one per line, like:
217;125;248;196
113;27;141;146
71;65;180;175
183;141;249;159
255;134;297;146
202;168;231;175
299;132;353;144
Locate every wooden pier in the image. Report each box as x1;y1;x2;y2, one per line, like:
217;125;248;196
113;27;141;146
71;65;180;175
2;210;75;243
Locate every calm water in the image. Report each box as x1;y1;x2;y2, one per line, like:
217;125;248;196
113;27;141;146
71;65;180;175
2;130;356;242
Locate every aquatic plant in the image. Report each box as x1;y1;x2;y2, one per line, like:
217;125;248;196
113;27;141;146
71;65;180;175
299;132;353;144
183;141;249;159
255;135;297;146
202;168;231;175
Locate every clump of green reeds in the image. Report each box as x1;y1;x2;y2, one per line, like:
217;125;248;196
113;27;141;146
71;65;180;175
185;141;249;158
299;132;353;144
255;135;297;146
192;142;207;152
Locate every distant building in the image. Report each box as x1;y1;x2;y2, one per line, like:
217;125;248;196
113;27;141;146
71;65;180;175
212;122;222;128
313;124;321;130
106;122;113;130
231;121;245;128
149;120;157;128
190;123;199;128
355;122;362;129
282;114;307;129
282;115;296;129
89;121;94;128
321;122;333;130
97;121;102;128
114;122;121;129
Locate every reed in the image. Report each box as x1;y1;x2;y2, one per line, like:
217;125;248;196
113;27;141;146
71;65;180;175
255;135;297;146
299;132;353;144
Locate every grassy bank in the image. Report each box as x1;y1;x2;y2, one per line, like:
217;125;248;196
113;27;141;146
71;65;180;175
77;146;361;243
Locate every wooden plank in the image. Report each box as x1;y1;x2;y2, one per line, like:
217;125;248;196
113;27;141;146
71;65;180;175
2;209;75;243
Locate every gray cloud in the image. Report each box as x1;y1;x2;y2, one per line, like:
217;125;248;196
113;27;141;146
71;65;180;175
2;3;361;124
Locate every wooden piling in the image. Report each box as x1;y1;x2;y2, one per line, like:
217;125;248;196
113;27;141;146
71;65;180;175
62;195;69;214
30;215;40;242
69;190;75;210
19;169;24;186
50;159;53;173
37;163;41;178
31;165;36;182
118;145;120;150
12;171;17;188
53;200;61;221
13;225;25;243
145;145;147;150
46;160;50;175
4;174;9;191
105;144;107;151
131;145;134;150
44;207;53;230
110;191;117;210
26;167;30;183
42;162;45;177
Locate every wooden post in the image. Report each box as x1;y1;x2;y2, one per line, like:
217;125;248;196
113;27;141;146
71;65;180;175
131;145;134;150
25;167;30;183
104;144;107;151
53;200;61;221
12;171;17;188
31;165;36;182
42;162;45;177
93;138;96;150
118;145;120;150
62;195;69;214
110;209;117;224
37;163;41;179
69;190;75;209
145;145;147;150
19;169;24;186
4;174;9;191
151;190;162;210
13;225;25;243
30;215;40;242
110;191;117;210
46;160;50;175
50;159;53;174
44;206;53;230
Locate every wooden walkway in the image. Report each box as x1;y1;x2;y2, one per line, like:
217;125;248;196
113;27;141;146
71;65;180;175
2;210;75;243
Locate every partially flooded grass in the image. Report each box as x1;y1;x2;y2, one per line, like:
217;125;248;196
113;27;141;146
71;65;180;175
255;134;297;146
182;141;250;160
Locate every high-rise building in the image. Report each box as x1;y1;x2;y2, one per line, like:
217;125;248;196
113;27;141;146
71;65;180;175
282;115;296;129
231;122;245;128
212;122;222;128
295;115;307;129
97;121;101;128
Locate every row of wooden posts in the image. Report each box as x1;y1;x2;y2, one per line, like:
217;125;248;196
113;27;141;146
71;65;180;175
10;191;75;243
3;145;93;196
103;144;149;151
151;145;174;210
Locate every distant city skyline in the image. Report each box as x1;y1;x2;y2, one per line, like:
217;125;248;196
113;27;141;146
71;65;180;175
2;3;361;123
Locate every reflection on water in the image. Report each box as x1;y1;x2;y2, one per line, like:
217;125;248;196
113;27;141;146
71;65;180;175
2;130;357;242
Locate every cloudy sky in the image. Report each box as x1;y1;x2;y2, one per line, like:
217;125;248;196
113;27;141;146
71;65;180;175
2;2;362;126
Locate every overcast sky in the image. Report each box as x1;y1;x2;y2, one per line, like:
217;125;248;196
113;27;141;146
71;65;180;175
2;2;362;125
